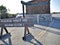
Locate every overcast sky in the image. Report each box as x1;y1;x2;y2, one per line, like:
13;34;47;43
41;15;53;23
0;0;60;14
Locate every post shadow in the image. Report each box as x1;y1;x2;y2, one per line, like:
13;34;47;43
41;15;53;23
0;24;9;37
0;24;12;45
0;33;12;45
23;33;43;45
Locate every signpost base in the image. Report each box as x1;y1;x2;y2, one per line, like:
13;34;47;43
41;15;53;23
22;26;30;41
0;25;9;39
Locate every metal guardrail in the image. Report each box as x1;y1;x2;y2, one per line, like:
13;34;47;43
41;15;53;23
0;18;34;27
0;14;52;27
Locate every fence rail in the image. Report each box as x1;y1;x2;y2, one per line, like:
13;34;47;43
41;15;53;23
0;17;34;27
0;14;52;27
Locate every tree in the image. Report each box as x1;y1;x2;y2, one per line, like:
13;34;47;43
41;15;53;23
0;5;8;19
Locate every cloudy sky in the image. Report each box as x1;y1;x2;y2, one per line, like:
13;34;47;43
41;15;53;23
0;0;60;14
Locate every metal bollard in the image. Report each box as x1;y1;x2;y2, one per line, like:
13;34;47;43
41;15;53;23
22;26;30;41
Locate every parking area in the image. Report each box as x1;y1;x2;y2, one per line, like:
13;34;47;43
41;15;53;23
0;25;60;45
0;15;60;45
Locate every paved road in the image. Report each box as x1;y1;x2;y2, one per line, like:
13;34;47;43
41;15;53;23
0;26;60;45
0;17;60;45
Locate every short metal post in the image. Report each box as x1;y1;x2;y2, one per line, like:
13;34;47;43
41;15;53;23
23;25;30;40
0;26;3;37
4;26;9;33
22;4;25;17
0;24;9;39
24;26;26;37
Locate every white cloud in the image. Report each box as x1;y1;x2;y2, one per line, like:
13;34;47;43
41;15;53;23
0;0;23;14
0;0;32;14
1;0;59;13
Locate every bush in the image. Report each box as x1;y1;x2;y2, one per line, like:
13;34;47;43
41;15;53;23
0;13;9;19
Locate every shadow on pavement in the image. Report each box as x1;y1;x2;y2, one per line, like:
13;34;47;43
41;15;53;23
23;33;43;45
0;33;12;45
33;26;60;35
47;30;60;35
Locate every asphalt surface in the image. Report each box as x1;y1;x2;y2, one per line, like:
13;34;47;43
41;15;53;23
0;16;60;45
